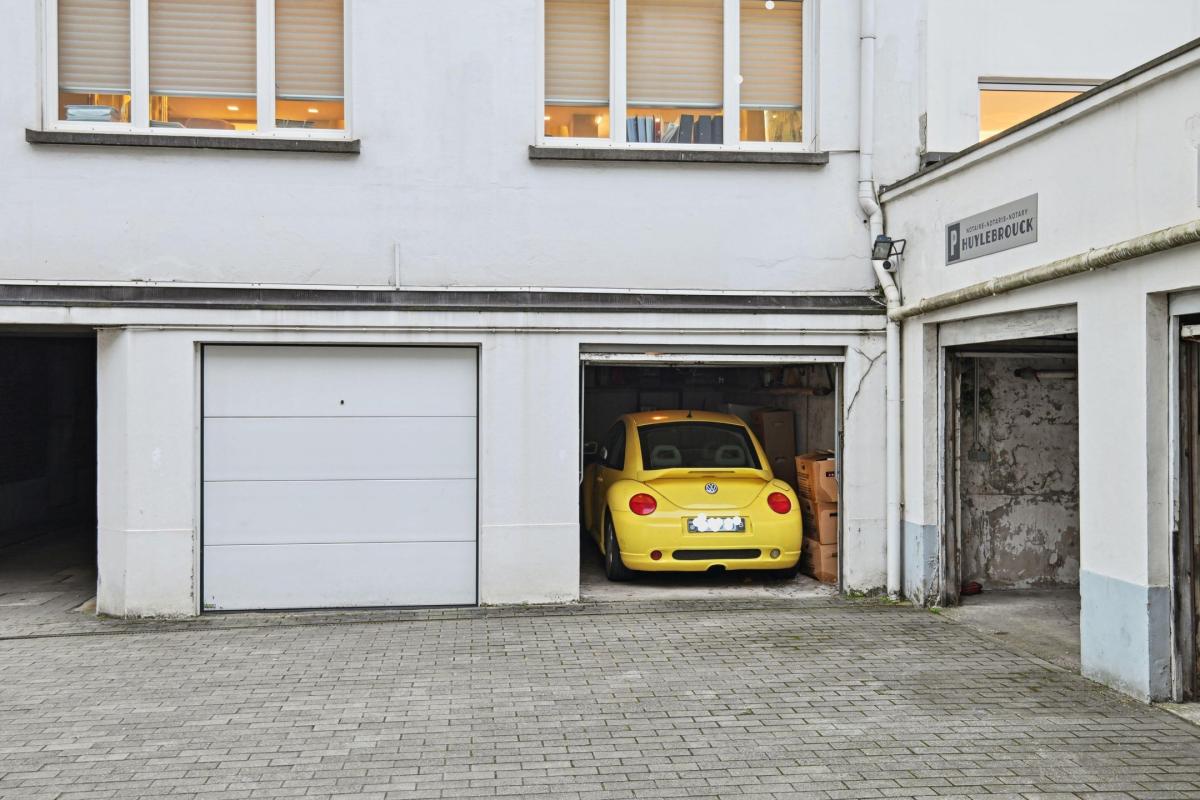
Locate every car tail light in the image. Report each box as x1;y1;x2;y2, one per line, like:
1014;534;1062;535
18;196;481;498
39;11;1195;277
629;493;657;516
767;492;791;514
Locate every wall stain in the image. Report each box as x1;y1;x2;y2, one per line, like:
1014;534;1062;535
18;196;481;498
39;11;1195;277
959;356;1079;589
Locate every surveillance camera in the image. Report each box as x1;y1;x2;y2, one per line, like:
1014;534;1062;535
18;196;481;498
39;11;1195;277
881;259;897;273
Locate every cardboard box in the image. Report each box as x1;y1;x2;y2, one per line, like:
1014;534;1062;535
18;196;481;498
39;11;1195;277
802;539;838;583
751;409;796;461
795;452;838;503
800;498;838;545
766;454;797;487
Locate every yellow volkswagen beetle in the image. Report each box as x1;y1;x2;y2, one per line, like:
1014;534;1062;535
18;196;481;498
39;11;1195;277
583;410;803;580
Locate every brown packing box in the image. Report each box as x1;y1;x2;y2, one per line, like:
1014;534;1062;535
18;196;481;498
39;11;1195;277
767;454;797;487
802;539;838;583
795;451;838;503
750;409;796;461
800;498;838;545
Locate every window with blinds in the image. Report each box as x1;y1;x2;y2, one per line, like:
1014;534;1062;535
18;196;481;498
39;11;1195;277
740;0;803;142
544;0;610;138
626;0;722;145
148;0;257;129
627;0;722;109
539;0;808;148
56;0;131;122
276;0;345;129
51;0;347;135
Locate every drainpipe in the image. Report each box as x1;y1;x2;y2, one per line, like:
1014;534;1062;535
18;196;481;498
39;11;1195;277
857;0;903;598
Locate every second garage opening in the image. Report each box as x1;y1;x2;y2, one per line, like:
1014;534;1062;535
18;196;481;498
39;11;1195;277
579;353;842;600
943;335;1081;670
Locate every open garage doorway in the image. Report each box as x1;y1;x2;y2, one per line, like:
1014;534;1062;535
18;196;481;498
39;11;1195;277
578;350;842;601
0;332;97;624
943;335;1081;671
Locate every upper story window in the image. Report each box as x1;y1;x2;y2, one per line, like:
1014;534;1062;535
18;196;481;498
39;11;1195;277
978;79;1099;141
542;0;808;149
48;0;347;137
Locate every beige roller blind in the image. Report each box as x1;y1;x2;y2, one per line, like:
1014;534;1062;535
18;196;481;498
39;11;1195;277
58;0;131;94
276;0;344;100
149;0;256;97
627;0;722;108
740;0;802;108
545;0;609;105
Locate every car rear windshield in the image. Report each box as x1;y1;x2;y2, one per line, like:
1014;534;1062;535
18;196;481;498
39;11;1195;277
638;422;762;470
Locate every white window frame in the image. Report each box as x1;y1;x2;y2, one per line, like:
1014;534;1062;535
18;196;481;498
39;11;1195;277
536;0;817;152
977;78;1102;94
41;0;352;140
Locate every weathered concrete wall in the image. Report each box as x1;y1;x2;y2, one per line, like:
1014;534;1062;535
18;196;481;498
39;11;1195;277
958;355;1079;589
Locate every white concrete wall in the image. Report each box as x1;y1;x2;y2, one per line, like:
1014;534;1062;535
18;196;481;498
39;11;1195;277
923;0;1200;153
58;302;889;615
1;0;897;293
882;52;1200;699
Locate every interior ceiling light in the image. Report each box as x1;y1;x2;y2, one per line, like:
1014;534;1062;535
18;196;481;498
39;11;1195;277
765;0;775;8
307;107;319;114
226;104;239;111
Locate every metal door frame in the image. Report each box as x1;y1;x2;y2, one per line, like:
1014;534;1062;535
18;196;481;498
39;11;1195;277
1174;334;1199;700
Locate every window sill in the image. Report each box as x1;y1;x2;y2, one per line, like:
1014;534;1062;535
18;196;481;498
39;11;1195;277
25;128;360;154
528;144;828;165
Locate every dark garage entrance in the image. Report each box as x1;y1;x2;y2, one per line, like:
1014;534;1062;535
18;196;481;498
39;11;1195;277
943;335;1081;670
0;333;97;620
579;351;842;600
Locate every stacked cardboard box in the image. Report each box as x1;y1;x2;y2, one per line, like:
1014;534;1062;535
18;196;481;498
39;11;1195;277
796;451;838;583
750;409;797;489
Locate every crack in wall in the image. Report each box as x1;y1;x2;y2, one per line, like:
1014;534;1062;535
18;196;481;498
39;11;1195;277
844;347;884;421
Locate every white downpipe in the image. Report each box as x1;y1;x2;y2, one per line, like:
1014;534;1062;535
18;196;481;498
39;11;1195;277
857;0;903;597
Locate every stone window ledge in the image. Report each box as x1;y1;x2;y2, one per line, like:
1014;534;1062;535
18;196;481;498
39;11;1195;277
529;144;829;165
26;128;360;154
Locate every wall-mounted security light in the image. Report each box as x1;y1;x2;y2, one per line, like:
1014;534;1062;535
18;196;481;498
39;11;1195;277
872;235;907;261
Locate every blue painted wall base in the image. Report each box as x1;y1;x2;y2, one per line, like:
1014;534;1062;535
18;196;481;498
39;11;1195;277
1079;569;1172;701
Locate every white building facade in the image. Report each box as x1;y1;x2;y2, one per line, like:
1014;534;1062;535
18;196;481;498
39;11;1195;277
883;40;1200;701
2;0;1199;700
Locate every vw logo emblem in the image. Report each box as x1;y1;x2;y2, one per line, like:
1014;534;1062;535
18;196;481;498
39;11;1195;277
704;482;718;495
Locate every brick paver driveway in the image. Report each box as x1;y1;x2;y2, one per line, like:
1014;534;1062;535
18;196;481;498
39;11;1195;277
1;600;1198;799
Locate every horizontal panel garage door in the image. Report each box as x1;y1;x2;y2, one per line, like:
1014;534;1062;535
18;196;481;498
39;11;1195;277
202;345;477;610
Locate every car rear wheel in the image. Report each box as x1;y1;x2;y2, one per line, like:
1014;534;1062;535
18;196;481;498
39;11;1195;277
604;515;634;582
774;562;801;580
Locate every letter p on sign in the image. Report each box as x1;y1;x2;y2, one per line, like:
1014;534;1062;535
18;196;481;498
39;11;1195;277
946;222;961;264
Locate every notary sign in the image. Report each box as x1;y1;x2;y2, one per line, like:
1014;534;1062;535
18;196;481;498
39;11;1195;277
946;194;1038;265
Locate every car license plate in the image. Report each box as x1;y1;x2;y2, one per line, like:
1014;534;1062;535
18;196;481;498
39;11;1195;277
687;515;745;533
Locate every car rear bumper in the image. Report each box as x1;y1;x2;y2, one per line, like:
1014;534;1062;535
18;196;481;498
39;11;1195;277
620;546;801;572
611;508;803;572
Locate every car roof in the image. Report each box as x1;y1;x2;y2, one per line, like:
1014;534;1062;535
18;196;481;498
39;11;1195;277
623;410;749;428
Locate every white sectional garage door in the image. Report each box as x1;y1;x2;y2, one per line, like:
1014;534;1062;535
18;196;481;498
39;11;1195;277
202;346;477;610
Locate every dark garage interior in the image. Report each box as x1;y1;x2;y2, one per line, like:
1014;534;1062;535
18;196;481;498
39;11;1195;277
579;358;841;599
0;333;98;615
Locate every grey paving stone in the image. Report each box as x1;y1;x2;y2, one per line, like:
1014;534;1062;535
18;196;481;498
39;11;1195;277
0;602;1199;800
